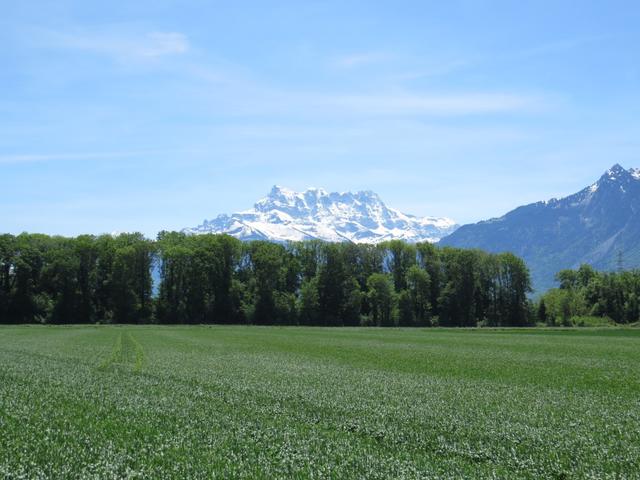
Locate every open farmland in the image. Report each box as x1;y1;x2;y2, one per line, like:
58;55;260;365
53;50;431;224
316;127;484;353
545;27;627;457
1;326;639;479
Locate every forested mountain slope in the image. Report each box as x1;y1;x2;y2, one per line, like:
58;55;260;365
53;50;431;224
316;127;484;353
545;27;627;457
440;164;640;291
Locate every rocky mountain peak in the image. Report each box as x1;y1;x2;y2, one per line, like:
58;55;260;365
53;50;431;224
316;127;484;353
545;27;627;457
184;186;457;243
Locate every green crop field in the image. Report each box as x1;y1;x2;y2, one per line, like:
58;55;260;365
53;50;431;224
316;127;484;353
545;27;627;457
1;326;639;479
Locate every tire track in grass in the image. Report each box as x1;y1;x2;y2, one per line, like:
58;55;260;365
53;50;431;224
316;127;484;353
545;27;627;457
98;331;144;373
97;332;123;371
128;333;145;372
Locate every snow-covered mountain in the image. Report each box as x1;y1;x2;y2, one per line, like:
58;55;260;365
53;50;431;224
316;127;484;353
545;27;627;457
184;186;458;243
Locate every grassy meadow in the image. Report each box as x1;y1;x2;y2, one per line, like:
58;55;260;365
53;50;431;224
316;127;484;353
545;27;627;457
1;326;639;478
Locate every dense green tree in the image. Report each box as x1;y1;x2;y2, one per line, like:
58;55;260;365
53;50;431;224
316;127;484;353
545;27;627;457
42;238;81;324
156;232;241;324
366;273;397;327
382;240;416;291
10;234;49;323
110;234;154;323
298;277;320;325
496;253;531;326
0;232;545;327
538;264;640;325
401;265;431;326
94;234;117;322
75;235;99;323
537;298;548;324
397;290;414;327
317;243;361;326
416;242;442;318
241;241;299;325
0;234;16;322
438;249;479;327
156;239;192;324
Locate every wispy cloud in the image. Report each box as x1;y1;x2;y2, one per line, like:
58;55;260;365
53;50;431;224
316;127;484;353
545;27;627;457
392;59;476;81
39;29;189;61
388;36;607;83
229;90;550;117
331;52;391;68
0;149;192;165
320;92;542;115
510;35;610;60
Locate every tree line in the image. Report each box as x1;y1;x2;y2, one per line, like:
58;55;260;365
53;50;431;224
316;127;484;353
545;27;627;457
537;264;640;325
0;232;532;326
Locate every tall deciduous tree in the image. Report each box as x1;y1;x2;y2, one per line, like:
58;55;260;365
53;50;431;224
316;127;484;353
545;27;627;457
367;273;397;327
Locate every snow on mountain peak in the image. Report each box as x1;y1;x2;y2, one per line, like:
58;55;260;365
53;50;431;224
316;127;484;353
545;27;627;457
549;164;640;208
602;163;633;183
607;163;625;174
184;186;458;243
629;168;640;180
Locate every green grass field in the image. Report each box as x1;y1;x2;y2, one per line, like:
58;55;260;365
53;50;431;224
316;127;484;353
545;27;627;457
1;326;639;478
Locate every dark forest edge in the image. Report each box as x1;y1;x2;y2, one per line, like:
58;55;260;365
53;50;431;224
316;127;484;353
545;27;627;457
538;264;640;326
0;232;636;327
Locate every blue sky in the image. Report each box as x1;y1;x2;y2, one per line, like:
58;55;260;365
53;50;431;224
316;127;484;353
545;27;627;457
2;1;639;237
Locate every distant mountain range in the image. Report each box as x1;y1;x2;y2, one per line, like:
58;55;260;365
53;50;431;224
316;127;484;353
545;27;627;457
184;165;640;292
184;185;458;243
440;164;640;291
